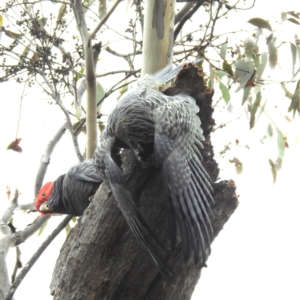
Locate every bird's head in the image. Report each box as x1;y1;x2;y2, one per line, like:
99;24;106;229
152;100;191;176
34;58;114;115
35;181;55;215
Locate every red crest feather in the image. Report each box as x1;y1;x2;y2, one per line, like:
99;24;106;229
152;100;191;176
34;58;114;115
35;182;54;212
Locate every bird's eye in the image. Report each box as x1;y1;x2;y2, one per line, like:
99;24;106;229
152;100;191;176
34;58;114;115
42;193;46;197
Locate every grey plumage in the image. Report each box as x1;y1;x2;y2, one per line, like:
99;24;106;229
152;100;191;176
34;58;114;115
93;65;214;275
47;159;102;216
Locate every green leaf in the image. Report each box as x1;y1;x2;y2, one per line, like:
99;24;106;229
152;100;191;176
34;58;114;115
98;122;105;132
256;98;267;121
4;30;22;39
65;223;71;235
288;79;300;116
242;86;252;105
281;12;287;22
38;220;48;236
250;91;262;129
219;81;230;104
96;81;105;103
222;61;234;76
229;157;243;174
291;43;297;75
76;68;84;82
220;42;228;60
117;85;128;101
98;0;107;19
235;60;255;92
267;123;274;138
216;70;229;78
287;18;300;25
275;157;283;171
248;18;272;31
0;14;3;26
281;82;293;99
21;44;31;58
277;129;285;160
269;159;277;183
57;3;67;24
244;37;259;59
207;79;212;88
286;11;300;19
267;36;278;69
257;52;268;79
38;17;47;28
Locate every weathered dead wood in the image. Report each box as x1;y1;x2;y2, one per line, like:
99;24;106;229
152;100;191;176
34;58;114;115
50;64;238;300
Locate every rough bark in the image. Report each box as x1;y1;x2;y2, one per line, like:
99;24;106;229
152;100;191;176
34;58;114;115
50;64;238;300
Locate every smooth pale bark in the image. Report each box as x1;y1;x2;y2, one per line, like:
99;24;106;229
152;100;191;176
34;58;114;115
50;64;238;300
34;122;68;197
73;0;97;158
142;0;175;76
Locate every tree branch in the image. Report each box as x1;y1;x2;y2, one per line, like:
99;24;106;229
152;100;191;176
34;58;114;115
34;122;68;197
142;0;175;75
175;2;197;25
38;72;84;162
89;0;122;40
73;0;97;158
4;216;72;300
174;1;204;42
1;190;19;224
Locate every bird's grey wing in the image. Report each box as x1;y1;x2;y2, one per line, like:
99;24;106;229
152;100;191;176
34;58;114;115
153;93;214;263
68;159;103;183
153;62;185;85
93;134;174;280
152;59;203;85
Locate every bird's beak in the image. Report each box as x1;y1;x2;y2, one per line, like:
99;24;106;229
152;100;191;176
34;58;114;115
39;202;54;212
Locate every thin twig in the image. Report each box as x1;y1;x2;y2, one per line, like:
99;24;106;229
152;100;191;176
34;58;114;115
34;122;68;197
89;0;122;40
38;72;84;161
175;2;197;25
97;69;140;77
105;46;142;58
174;1;204;42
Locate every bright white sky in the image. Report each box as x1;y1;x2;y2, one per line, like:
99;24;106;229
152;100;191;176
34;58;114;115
0;0;299;299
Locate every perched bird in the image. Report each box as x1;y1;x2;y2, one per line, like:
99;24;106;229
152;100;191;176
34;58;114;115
35;63;214;278
35;159;102;216
93;63;214;275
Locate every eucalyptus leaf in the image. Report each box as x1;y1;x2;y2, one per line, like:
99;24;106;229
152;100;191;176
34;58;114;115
250;91;262;129
242;86;252;105
248;18;272;31
96;81;105;112
38;220;48;236
235;60;255;92
290;43;297;75
220;42;228;60
219;80;230;104
268;37;278;69
288;80;300;116
277;129;285;160
257;52;268;79
269;159;277;183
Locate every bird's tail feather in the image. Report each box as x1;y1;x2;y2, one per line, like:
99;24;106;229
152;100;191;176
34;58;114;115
105;156;174;280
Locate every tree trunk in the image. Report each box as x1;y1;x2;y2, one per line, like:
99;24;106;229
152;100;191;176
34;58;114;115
142;0;175;76
50;64;238;300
